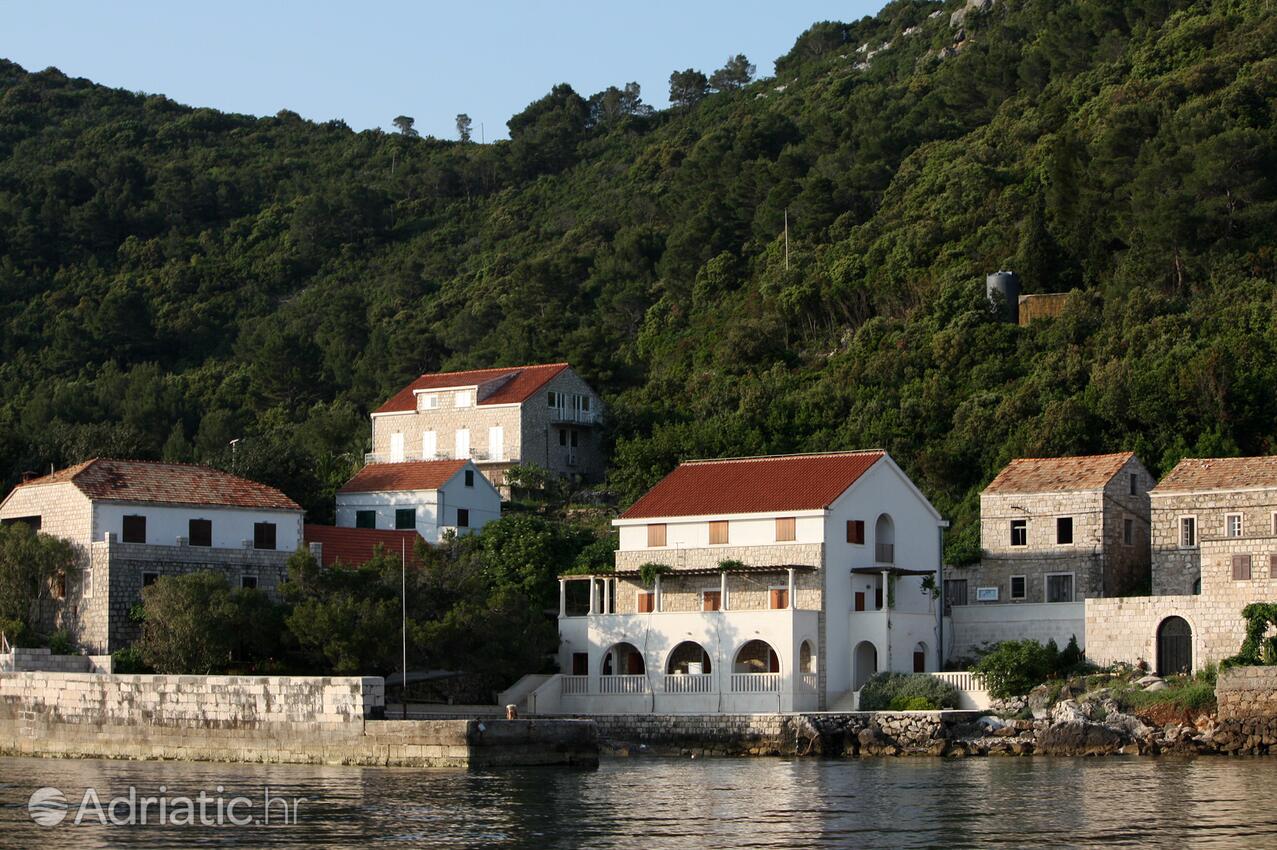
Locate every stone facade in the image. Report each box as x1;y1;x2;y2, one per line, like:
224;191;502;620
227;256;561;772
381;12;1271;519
0;647;113;673
612;568;823;615
1217;666;1277;721
0;671;597;767
955;455;1153;605
370;366;605;486
1151;488;1277;595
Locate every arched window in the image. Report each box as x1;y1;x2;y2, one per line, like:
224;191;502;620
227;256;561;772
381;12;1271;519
601;642;645;676
913;642;928;673
734;639;780;674
875;513;895;564
666;641;712;675
799;640;816;673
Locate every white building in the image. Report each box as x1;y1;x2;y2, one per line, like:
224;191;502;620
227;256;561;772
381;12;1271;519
529;451;946;714
335;459;501;543
0;458;303;653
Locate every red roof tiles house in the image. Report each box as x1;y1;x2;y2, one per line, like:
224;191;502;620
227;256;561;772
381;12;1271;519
619;451;887;519
303;524;422;568
374;363;570;414
13;459;301;511
338;460;469;494
982;452;1135;495
1153;457;1277;492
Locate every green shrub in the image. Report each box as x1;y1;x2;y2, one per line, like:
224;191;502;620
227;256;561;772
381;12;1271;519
974;637;1090;699
889;695;940;711
858;672;958;711
110;646;149;674
47;629;74;655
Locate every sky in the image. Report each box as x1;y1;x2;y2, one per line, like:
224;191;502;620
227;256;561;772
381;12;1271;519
2;1;884;140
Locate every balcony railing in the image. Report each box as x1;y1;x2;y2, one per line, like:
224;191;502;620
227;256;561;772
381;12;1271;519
664;674;715;694
799;672;818;692
876;542;895;564
549;407;599;425
731;672;781;693
365;449;511;465
599;674;649;695
560;675;589;695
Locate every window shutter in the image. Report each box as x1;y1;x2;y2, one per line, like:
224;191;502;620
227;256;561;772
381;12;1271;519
647;524;667;547
638;592;654;613
702;591;721;611
775;517;796;542
769;588;789;610
709;521;729;545
1232;554;1252;581
847;520;864;545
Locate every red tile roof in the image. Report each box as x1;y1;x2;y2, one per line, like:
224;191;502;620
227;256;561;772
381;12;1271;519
303;524;422;568
13;459;301;510
374;363;570;414
619;451;886;519
1153;457;1277;493
338;460;468;494
983;452;1134;495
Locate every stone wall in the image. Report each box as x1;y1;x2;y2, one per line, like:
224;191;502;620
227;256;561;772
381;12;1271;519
584;711;983;757
1100;457;1154;596
1216;666;1277;720
1151;489;1277;595
521;368;606;482
948;602;1085;660
0;648;112;673
615;542;824;572
613;568;823;615
0;672;596;768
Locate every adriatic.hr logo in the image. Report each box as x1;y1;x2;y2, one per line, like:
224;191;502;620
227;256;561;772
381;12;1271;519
27;785;306;827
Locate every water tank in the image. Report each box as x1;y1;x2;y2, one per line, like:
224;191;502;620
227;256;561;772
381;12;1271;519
986;270;1021;323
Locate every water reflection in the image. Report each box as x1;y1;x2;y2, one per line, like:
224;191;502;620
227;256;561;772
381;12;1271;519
1;756;1277;848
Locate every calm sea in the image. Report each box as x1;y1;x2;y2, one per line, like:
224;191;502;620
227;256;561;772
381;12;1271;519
1;755;1276;848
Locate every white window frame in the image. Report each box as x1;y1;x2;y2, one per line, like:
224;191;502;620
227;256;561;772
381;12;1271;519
1010;518;1027;547
1009;574;1026;600
417;393;439;410
1179;515;1197;548
1044;571;1075;603
454;390;472;408
422;430;437;460
1055;516;1074;547
1226;512;1243;538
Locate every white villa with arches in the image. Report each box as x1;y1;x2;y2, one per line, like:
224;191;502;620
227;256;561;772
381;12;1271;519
526;451;947;714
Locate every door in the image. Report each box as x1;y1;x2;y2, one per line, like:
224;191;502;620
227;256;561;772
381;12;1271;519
455;428;470;459
488;426;504;461
389;432;405;462
1157;616;1192;675
422;430;437;460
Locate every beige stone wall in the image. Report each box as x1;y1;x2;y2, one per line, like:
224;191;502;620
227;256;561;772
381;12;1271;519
1217;666;1277;720
371;402;523;465
1152;489;1277;595
613;569;823;614
518;368;605;482
615;542;824;572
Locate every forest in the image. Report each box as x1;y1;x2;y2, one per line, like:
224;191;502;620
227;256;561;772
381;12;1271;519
1;0;1275;567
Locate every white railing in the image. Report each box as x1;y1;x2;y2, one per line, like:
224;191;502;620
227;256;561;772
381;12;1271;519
664;674;715;694
731;672;781;693
550;407;599;425
930;671;987;691
366;450;456;464
560;675;589;695
599;674;649;695
799;672;818;692
876;542;894;564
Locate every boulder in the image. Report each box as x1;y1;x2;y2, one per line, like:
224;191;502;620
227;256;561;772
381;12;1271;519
1144;680;1169;692
1050;699;1087;724
858;727;900;757
1036;720;1127;756
976;715;1005;732
1027;684;1055;720
1136;675;1164;687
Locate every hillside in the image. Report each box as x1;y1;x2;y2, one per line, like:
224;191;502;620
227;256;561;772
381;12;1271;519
1;0;1274;561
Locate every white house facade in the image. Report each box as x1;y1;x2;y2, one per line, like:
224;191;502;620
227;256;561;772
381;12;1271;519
528;451;946;715
335;459;501;543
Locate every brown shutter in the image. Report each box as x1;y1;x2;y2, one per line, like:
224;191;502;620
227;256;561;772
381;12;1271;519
769;588;789;610
855;591;866;612
1233;554;1252;581
638;592;655;613
709;521;729;545
702;591;721;611
647;524;666;547
775;517;796;542
847;520;864;544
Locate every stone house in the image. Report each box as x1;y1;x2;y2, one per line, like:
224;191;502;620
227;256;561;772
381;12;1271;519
952;452;1154;606
366;363;604;489
544;451;946;714
1087;456;1277;674
0;459;303;654
334;459;501;543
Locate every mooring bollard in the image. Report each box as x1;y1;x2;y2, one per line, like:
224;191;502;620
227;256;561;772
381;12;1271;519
506;704;518;720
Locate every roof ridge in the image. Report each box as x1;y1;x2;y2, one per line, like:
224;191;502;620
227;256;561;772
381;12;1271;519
682;450;886;465
415;361;569;379
1004;451;1133;462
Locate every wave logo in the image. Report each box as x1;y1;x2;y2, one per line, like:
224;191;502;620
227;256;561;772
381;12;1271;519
28;787;69;827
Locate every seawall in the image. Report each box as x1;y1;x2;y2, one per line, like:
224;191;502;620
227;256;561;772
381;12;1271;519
0;672;597;768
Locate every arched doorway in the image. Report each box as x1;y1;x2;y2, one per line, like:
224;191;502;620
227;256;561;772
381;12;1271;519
734;639;780;674
1157;617;1192;675
666;641;712;675
601;642;645;676
799;640;816;673
913;642;928;673
853;641;878;689
875;513;895;564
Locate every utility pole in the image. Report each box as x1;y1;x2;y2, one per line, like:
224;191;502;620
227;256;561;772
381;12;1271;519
480;122;485;145
401;538;408;720
784;208;790;271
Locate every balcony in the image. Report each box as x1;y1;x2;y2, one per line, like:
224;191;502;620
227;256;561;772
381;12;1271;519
364;449;512;465
876;542;894;564
549;406;600;425
664;674;714;694
598;674;649;695
730;672;781;693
